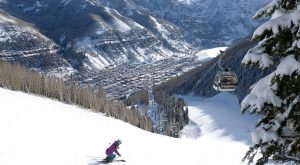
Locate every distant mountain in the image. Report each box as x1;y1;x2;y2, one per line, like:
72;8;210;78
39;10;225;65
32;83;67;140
0;11;72;75
120;0;270;47
1;0;192;71
0;0;269;72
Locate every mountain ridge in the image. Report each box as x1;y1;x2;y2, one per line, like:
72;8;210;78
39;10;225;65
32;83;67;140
0;0;269;72
1;0;192;70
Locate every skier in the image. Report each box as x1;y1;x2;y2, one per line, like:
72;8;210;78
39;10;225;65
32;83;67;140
104;139;122;162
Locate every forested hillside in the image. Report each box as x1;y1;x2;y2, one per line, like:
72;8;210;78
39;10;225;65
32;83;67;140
0;61;153;132
154;39;273;102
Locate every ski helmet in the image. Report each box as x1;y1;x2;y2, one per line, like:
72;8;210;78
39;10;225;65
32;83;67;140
117;139;122;145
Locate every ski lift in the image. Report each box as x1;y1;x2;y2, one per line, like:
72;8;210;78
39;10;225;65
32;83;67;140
213;51;238;92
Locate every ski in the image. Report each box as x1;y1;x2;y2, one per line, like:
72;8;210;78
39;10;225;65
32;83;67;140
98;159;126;164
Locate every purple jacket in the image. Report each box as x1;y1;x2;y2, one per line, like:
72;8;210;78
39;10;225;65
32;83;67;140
105;141;120;156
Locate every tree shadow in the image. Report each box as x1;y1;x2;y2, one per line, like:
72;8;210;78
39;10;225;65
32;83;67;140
185;93;259;144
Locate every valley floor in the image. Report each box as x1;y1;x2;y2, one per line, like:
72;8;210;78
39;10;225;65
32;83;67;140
0;88;262;165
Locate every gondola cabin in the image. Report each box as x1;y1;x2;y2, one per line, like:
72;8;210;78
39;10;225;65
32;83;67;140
213;69;238;91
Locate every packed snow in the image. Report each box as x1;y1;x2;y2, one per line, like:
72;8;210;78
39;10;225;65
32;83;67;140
181;93;258;143
0;88;260;165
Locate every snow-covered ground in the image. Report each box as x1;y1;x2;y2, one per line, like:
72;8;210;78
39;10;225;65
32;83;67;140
194;47;228;61
181;93;258;144
0;88;258;165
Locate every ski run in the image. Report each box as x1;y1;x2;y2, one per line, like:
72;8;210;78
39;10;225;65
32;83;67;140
0;87;281;165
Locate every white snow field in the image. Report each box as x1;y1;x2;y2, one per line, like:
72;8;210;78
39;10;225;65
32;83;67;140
0;88;258;165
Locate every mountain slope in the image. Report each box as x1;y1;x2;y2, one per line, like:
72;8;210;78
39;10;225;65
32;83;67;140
0;11;72;74
0;87;256;165
0;0;270;71
126;0;270;47
1;0;192;70
80;0;269;48
153;39;273;102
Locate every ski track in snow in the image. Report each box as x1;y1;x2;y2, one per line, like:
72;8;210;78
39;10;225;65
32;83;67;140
0;88;260;165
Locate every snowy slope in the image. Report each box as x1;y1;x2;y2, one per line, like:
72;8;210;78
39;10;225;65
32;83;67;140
0;12;73;76
194;47;227;61
0;12;50;47
181;93;258;144
0;88;258;165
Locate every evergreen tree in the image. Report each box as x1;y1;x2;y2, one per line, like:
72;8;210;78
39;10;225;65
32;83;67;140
241;0;300;164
